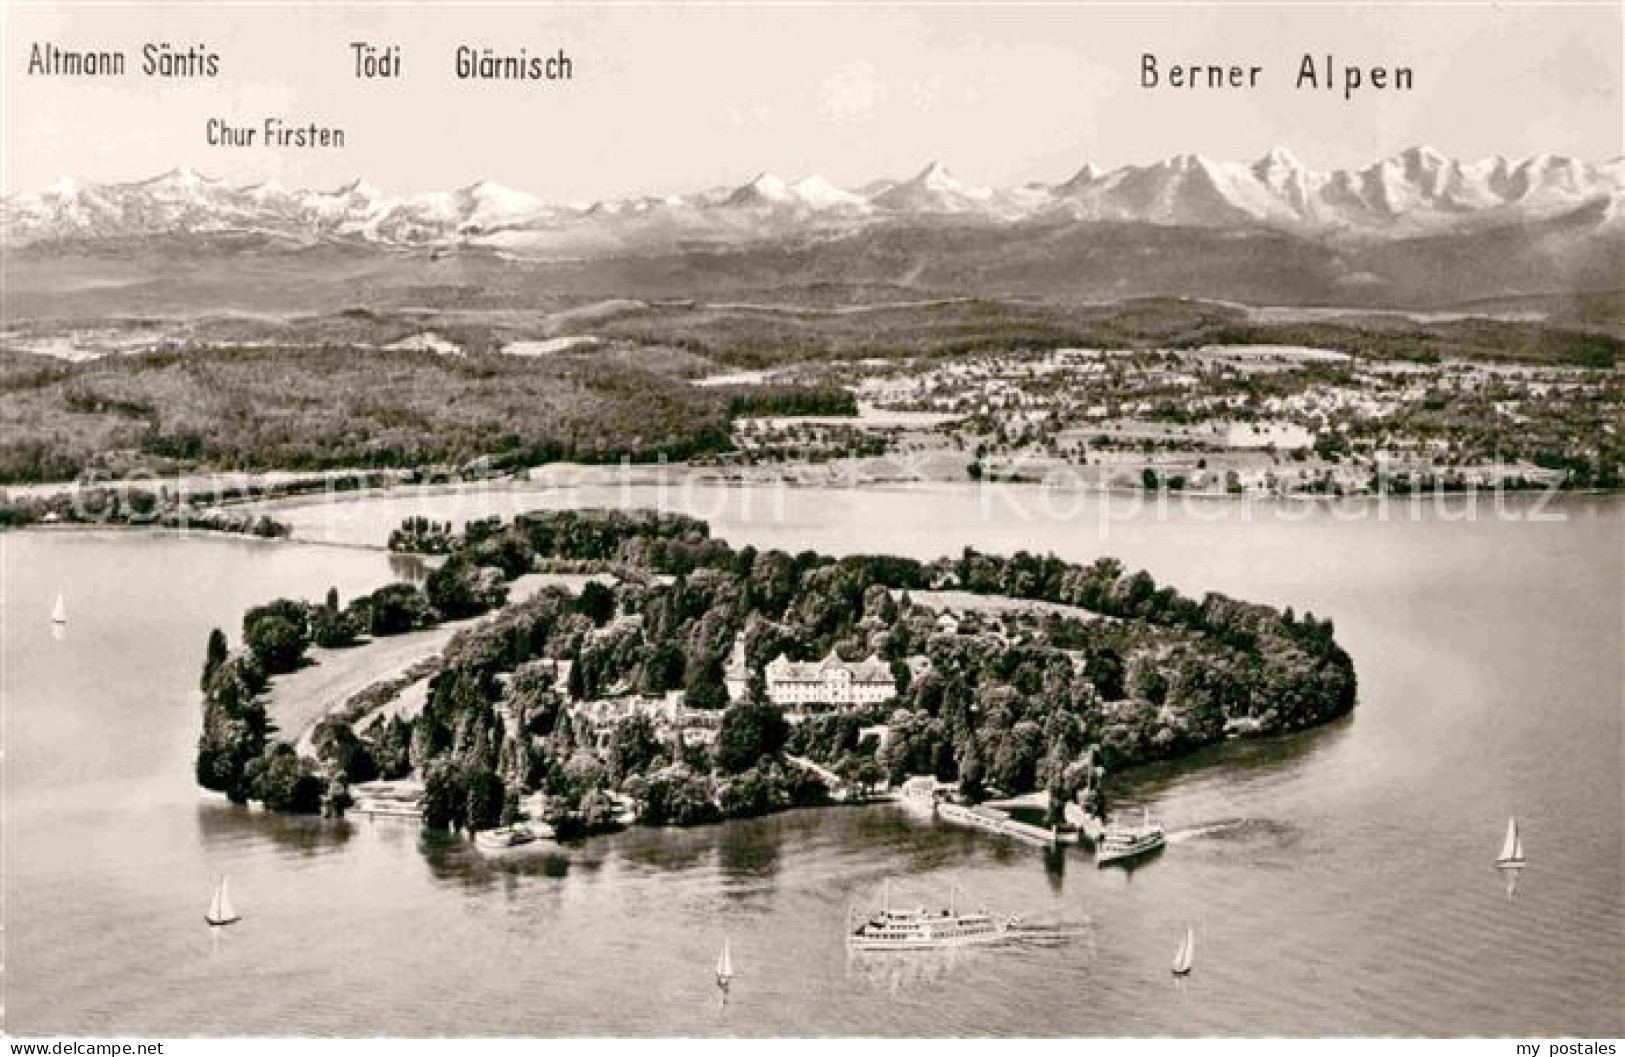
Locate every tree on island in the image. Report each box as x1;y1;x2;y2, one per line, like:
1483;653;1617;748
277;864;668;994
200;628;228;690
312;718;378;785
715;698;790;775
310;603;359;649
365;583;435;636
421;759;466;831
607;713;665;786
244;743;325;814
566;647;586;700
465;767;506;832
958;737;988;803
683;657;730;712
575;580;617;626
242;599;312;674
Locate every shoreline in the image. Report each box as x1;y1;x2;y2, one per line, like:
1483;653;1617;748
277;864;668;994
8;478;1613;558
8;459;1621;508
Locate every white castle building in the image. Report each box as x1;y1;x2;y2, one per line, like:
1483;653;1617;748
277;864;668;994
724;633;896;712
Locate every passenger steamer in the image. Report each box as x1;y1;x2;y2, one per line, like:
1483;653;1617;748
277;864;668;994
848;882;1021;951
1094;808;1166;867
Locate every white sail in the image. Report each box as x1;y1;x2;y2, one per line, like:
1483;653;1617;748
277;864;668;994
716;939;732;982
207;875;240;925
1172;926;1194;974
1498;817;1525;865
50;592;66;624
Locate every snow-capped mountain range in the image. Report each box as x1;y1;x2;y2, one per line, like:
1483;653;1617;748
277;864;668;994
5;147;1620;250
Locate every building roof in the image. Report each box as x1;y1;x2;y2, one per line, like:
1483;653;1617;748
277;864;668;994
766;650;894;684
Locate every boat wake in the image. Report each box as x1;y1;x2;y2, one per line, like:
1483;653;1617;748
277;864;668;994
1166;817;1264;844
1003;921;1092;947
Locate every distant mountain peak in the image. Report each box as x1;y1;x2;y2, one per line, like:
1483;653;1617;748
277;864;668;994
335;178;382;200
1256;146;1303;170
3;148;1618;249
873;161;991;212
1053;162;1104;196
788;174;866;209
147;166;214;187
724;172;793;207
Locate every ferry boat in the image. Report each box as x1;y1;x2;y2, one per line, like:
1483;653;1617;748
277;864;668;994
1094;808;1166;867
848;882;1021;951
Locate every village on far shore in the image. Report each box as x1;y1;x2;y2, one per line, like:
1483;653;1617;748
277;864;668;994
705;345;1613;496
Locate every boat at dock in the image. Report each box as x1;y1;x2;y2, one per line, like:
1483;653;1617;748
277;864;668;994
1095;808;1166;867
935;800;1070;848
848;882;1022;951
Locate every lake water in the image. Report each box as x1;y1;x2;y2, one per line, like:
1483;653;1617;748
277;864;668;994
4;486;1620;1036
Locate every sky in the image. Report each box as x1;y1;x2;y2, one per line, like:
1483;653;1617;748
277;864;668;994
2;3;1620;199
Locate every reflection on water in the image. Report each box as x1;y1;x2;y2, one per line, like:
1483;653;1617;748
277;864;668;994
387;551;431;583
1041;845;1066;892
1111;712;1356;806
846;945;994;994
196;800;357;857
718;824;785;880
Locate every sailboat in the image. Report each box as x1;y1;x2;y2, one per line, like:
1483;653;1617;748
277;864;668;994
206;874;241;927
1497;817;1525;868
50;591;67;625
715;938;734;999
1171;925;1195;976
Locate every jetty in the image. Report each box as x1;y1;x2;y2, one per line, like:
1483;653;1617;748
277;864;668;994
935;801;1072;848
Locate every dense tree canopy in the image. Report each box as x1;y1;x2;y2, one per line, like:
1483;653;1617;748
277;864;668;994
202;508;1357;834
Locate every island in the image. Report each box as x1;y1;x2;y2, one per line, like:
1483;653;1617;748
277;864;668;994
194;508;1357;839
